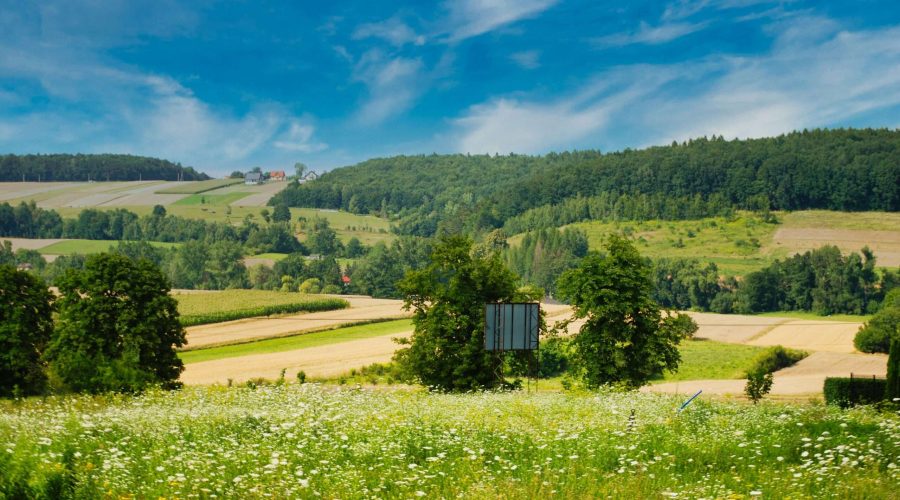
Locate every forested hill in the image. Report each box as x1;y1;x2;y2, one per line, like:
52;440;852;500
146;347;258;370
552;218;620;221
0;154;209;181
271;128;900;236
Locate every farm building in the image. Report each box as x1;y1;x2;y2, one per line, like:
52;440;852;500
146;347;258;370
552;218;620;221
299;171;319;183
269;170;286;181
244;172;264;185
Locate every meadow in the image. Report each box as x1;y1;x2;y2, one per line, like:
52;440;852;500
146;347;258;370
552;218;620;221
174;290;349;326
540;211;900;275
38;239;179;256
1;385;897;498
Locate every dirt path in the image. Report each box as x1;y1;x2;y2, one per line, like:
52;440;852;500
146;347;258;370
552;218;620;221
181;330;412;385
184;296;409;349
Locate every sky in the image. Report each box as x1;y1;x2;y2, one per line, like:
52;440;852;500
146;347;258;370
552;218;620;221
1;0;900;176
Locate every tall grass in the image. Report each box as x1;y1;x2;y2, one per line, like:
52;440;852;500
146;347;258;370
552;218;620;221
0;385;897;498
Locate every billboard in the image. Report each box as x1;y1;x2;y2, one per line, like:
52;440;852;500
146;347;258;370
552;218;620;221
484;303;540;351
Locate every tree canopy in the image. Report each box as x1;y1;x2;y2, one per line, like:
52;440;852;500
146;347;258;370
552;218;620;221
557;236;697;389
394;236;519;391
0;265;55;397
0;154;208;181
45;253;186;393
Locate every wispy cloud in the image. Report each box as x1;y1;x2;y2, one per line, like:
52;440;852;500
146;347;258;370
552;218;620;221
352;50;426;125
510;50;541;69
592;21;708;48
274;121;329;153
353;16;425;46
454;16;900;153
441;0;558;42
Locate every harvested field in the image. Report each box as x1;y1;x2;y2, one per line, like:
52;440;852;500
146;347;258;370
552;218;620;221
180;325;411;385
184;296;409;349
0;182;79;202
225;182;289;206
154;179;241;194
0;237;62;250
684;312;786;343
771;227;900;267
747;320;863;353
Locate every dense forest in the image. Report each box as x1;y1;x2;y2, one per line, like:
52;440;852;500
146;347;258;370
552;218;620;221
0;154;209;181
272;128;900;236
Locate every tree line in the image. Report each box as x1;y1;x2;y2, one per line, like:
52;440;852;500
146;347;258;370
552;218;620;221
272;128;900;237
0;154;209;181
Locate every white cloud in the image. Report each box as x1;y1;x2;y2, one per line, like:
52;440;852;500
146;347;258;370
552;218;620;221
442;0;558;42
510;50;541;69
592;21;708;48
352;50;426;125
454;17;900;154
274;121;329;153
353;17;425;46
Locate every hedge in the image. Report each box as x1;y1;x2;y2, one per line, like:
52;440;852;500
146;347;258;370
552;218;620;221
179;298;349;327
823;376;887;408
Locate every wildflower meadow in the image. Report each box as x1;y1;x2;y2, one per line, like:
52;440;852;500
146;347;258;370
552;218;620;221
1;385;898;498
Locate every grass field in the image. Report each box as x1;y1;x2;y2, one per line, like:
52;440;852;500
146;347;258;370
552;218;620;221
508;211;900;276
247;252;288;261
757;311;873;322
175;290;348;326
654;339;765;382
153;179;242;194
180;319;412;364
38;239;179;255
2;385;897;498
172;192;252;206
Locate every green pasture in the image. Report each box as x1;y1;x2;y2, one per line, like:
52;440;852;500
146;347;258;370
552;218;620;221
653;339;765;382
173;192;253;206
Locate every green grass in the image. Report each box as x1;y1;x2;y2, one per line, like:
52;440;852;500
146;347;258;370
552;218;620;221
154;179;242;194
1;386;897;498
179;319;412;364
173;192;253;206
756;311;873;322
38;239;179;255
247;252;288;261
654;339;766;382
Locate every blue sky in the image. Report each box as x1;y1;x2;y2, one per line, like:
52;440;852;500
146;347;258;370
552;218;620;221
1;0;900;176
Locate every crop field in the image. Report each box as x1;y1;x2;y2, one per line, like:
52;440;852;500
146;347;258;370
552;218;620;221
2;385;898;498
153;178;241;194
182;295;408;349
174;290;349;326
653;339;765;382
514;211;900;276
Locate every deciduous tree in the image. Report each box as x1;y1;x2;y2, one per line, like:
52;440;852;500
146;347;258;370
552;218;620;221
557;235;697;389
0;265;54;397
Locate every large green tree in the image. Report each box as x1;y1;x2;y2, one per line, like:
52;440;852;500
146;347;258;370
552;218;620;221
45;253;186;393
0;265;55;397
854;288;900;353
557;235;697;389
394;236;519;391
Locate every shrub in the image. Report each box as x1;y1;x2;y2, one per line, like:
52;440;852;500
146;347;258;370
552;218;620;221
321;284;342;294
853;306;900;353
746;346;807;375
745;370;774;403
538;337;571;378
824;376;887;408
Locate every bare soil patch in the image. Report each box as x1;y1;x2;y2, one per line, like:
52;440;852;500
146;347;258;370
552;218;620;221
181;331;411;385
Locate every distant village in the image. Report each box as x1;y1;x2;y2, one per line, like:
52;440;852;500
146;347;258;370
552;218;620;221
240;168;318;185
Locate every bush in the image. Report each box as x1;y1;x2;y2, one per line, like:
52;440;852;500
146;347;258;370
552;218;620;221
746;346;808;375
824;376;887;408
321;284;342;294
745;370;774;403
853;306;900;353
538;337;571;378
